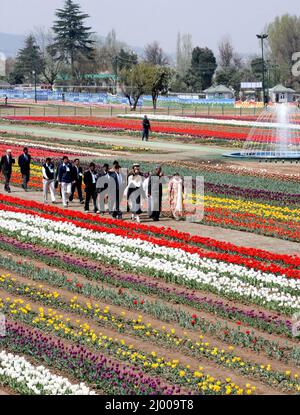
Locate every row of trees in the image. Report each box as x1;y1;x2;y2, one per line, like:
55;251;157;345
3;0;300;107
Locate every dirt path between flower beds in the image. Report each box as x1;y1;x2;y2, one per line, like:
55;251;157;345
0;185;299;255
0;385;16;395
1;326;182;396
5;270;299;376
1;264;299;394
0;246;299;353
0;288;286;395
0;248;296;345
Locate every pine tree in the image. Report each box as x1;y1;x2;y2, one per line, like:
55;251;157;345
185;47;217;91
12;35;43;84
52;0;94;80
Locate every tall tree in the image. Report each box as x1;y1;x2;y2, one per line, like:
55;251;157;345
119;63;153;110
34;27;62;88
52;0;94;81
215;38;244;91
176;32;193;76
144;41;169;66
149;66;173;109
11;34;43;84
218;38;234;69
115;48;138;72
250;57;264;80
93;29;128;72
268;14;300;85
185;47;217;91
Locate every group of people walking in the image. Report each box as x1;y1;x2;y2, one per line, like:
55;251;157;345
0;147;31;193
43;157;174;222
1;146;185;223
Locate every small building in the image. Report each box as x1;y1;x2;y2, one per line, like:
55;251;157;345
269;84;296;103
203;84;235;100
240;82;262;101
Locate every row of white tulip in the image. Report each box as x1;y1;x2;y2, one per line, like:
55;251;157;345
119;113;300;131
0;349;95;395
0;209;298;312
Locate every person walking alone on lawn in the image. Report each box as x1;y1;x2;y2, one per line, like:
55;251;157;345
142;115;151;141
0;149;15;193
84;162;98;213
42;158;56;204
18;147;31;191
69;158;84;204
58;156;73;207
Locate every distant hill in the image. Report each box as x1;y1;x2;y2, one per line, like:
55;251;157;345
0;32;25;57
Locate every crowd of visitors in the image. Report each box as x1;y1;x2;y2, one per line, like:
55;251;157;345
0;147;185;223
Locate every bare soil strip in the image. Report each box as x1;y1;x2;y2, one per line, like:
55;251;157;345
1;249;297;351
0;285;293;395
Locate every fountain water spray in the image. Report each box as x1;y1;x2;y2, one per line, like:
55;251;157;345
225;103;300;159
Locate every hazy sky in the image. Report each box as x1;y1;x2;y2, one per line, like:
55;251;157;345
0;0;299;54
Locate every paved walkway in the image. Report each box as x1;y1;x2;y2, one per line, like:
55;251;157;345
0;123;228;161
1;185;299;256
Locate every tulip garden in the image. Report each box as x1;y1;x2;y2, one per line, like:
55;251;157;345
0;115;282;144
0;113;299;396
4;114;300;145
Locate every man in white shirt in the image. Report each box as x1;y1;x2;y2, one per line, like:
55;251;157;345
42;158;56;203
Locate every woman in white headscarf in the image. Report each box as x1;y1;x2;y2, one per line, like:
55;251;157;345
124;167;145;223
168;173;184;220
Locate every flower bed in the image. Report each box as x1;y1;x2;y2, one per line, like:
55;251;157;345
0;350;95;395
1;194;299;272
6;115;300;143
0;194;299;395
0;206;299;313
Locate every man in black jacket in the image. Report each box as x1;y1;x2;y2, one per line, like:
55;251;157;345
84;163;98;213
58;156;73;207
108;160;124;219
0;149;15;192
142;115;151;141
69;158;84;204
18;147;31;191
148;165;164;221
96;163;109;214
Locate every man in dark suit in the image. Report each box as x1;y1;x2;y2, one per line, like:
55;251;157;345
148;165;164;221
58;156;73;207
108;160;124;219
18;147;31;191
142;115;151;141
96;163;109;214
84;163;98;213
69;158;84;204
0;149;15;193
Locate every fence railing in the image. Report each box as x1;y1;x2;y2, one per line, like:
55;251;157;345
0;103;262;119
